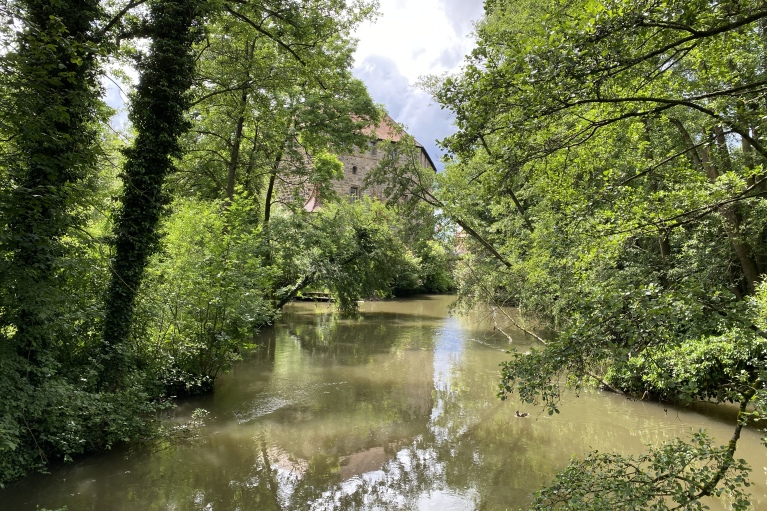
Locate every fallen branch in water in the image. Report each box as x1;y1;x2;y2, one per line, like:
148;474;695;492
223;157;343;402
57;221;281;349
491;305;548;345
585;370;628;396
463;261;548;345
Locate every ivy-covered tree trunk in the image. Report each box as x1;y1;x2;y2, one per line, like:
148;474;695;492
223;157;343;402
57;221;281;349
0;0;102;483
101;0;204;389
1;0;101;368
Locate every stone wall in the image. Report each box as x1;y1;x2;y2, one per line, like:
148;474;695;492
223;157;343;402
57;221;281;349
333;142;388;202
276;117;437;211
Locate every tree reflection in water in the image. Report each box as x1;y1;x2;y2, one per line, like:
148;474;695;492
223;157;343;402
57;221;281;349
2;297;765;511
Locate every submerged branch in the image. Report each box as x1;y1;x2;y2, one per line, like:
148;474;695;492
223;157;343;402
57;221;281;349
464;261;546;344
585;370;627;396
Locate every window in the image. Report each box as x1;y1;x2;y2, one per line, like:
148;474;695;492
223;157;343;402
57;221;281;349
352;165;358;175
350;186;359;201
369;141;377;155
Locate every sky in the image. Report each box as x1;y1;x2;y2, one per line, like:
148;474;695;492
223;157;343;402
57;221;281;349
104;1;486;171
352;0;486;171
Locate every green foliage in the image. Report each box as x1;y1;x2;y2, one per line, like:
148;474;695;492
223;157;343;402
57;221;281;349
312;151;344;184
608;331;766;404
0;366;158;487
532;431;752;511
0;0;128;488
0;0;104;370
102;0;208;388
427;0;767;506
362;129;456;295
134;195;276;394
176;0;379;206
269;197;417;312
420;240;454;289
0;0;446;489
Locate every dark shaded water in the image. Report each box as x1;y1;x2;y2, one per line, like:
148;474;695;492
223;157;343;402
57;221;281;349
3;295;766;510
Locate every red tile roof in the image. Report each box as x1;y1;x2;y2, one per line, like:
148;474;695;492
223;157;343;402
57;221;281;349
365;114;403;142
360;114;437;172
364;114;426;148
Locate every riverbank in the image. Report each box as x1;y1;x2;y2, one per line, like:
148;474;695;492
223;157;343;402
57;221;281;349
3;296;764;510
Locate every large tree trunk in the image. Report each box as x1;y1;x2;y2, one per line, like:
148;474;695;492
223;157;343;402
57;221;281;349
3;0;101;366
102;0;203;389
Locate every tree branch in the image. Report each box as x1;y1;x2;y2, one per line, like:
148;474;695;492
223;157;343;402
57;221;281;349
224;6;306;67
479;134;535;233
575;9;767;81
190;80;253;107
98;0;150;40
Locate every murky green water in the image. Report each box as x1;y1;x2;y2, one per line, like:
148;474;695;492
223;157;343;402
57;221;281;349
3;295;766;510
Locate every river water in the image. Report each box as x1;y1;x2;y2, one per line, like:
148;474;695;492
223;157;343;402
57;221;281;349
3;295;766;510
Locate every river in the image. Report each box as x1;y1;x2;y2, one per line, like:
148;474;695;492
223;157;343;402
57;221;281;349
2;295;766;510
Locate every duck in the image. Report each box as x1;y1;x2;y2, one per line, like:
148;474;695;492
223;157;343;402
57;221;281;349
515;411;529;418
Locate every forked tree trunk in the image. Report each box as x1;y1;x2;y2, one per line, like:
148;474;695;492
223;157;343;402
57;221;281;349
672;119;760;295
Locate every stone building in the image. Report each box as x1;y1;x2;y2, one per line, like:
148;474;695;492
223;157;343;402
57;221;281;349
302;114;437;212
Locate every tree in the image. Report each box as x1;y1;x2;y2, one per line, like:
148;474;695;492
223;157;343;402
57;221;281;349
0;0;396;485
101;0;207;389
0;0;103;380
426;0;767;507
0;0;109;484
132;193;275;395
102;0;379;387
176;3;378;214
268;197;419;312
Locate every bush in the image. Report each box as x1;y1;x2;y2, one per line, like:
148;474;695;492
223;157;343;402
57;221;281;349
134;195;276;395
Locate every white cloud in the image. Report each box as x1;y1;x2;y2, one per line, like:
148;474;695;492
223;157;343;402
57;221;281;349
352;0;484;170
354;55;455;171
353;0;479;84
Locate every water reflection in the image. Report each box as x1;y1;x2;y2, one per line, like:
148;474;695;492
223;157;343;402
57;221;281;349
2;295;765;511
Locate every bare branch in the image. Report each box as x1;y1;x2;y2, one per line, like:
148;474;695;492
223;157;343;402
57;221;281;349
98;0;150;40
224;6;306;67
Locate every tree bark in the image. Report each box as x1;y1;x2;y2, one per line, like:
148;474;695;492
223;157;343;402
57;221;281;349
225;39;255;202
102;0;203;388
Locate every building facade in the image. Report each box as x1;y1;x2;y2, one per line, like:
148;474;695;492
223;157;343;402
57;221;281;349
303;115;437;212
